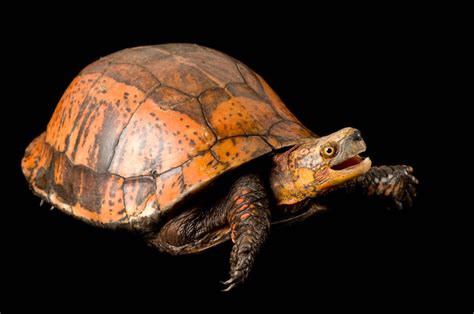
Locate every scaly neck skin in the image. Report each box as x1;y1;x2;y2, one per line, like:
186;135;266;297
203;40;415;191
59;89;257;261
269;148;320;205
270;150;312;205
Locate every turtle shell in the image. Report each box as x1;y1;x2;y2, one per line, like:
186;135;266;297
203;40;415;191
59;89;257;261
21;43;314;229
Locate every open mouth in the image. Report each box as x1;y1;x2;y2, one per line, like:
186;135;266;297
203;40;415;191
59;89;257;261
331;155;365;170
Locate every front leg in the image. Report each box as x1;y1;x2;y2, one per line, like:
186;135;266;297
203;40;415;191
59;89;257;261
343;165;419;209
223;173;271;291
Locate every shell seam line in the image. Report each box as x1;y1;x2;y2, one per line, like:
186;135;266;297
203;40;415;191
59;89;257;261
110;61;162;87
105;83;162;172
150;46;226;88
157;134;271;177
234;62;286;122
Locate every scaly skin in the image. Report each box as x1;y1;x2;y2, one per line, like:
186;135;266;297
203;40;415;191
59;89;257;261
341;165;418;209
223;174;270;291
147;173;270;291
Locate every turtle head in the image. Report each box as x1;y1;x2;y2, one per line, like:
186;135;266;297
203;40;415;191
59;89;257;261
270;127;372;205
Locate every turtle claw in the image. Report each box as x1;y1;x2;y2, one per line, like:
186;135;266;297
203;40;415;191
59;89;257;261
220;277;238;292
392;200;403;211
384;165;419;210
40;199;44;206
363;165;418;210
222;283;236;292
220;278;234;285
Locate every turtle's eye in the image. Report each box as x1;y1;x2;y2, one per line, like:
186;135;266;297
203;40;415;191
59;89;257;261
321;144;337;158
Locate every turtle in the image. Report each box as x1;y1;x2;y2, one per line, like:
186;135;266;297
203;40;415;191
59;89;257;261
21;43;418;291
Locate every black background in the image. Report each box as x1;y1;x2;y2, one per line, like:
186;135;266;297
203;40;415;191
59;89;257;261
3;6;449;310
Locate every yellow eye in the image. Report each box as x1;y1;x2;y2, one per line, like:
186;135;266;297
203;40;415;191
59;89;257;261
322;145;336;158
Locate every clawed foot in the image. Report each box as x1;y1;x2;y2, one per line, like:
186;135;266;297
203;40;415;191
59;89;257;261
369;165;419;210
221;237;256;292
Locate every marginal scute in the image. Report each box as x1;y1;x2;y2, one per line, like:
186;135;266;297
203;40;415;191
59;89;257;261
123;177;156;217
25;140;128;225
50;152;74;205
182;151;227;188
155;167;185;211
22;132;51;181
22;43;314;228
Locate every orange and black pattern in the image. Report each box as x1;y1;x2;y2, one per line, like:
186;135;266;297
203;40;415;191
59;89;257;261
22;44;313;228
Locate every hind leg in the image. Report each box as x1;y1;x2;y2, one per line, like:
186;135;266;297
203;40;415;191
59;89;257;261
146;200;231;255
146;173;271;291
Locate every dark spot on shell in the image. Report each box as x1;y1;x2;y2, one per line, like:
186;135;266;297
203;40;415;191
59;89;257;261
126;108;131;112
108;200;115;206
189;139;196;146
150;112;156;117
178;140;182;144
193;131;198;135
185;125;190;128
124;92;129;99
238;112;243;117
226;152;230;156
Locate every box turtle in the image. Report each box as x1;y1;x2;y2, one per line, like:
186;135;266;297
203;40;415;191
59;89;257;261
21;43;418;290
